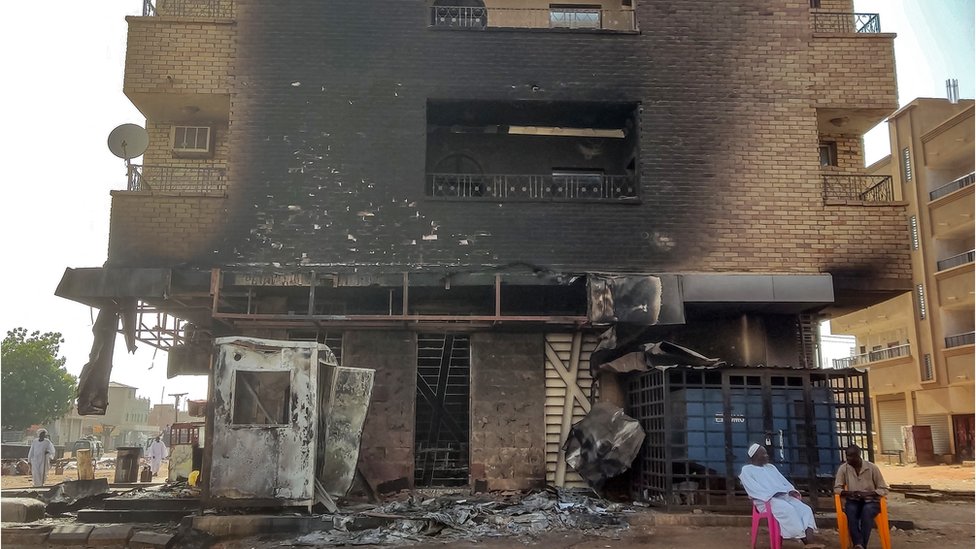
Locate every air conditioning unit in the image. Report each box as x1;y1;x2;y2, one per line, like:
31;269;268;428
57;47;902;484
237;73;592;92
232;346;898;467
171;126;213;157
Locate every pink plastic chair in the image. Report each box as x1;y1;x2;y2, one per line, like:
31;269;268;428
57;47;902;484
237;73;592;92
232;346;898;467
751;499;782;549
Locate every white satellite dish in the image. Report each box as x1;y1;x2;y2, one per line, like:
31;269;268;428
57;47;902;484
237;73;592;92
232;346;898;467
107;124;149;160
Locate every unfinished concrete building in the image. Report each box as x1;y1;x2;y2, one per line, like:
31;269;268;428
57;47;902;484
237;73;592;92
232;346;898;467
57;0;909;505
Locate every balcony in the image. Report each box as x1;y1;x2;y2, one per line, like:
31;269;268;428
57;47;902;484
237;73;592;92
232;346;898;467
126;165;227;194
427;173;637;202
811;12;881;34
937;250;975;272
428;5;636;32
810;12;896;135
936;260;975;310
946;332;976;349
832;343;911;369
143;0;233;18
822;175;895;203
930;172;975;201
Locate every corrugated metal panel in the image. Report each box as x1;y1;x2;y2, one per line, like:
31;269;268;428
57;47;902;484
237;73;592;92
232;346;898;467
915;414;951;455
544;332;598;488
877;399;908;452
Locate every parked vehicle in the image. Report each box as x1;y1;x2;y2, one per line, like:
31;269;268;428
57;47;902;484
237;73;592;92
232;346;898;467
71;438;103;460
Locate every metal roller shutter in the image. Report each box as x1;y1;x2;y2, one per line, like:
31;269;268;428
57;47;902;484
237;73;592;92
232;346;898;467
544;332;598;488
915;414;951;455
877;399;908;452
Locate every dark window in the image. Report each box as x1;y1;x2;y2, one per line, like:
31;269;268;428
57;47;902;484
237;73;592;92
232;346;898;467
921;354;934;381
810;0;821;8
232;370;291;425
818;141;837;167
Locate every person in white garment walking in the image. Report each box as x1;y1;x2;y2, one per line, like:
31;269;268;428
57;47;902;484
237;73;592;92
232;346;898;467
739;443;824;548
27;429;56;487
148;436;168;477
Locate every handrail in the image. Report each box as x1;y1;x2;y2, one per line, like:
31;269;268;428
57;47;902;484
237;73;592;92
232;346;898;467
427;173;638;202
929;172;975;201
428;6;636;31
936;250;975;272
812;12;881;33
945;332;975;349
823;175;894;202
832;344;910;368
126;164;227;193
142;0;233;18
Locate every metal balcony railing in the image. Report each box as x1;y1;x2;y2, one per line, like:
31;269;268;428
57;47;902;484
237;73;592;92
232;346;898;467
428;6;636;31
143;0;233;18
945;332;976;349
937;250;975;272
427;173;638;202
929;172;975;201
127;164;227;193
812;12;881;33
823;175;894;202
832;343;910;369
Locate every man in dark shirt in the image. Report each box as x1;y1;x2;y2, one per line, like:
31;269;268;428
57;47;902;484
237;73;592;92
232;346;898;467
834;445;889;549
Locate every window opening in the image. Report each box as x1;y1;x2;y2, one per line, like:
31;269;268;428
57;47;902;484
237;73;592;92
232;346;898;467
550;4;602;29
232;370;291;424
818;141;837;167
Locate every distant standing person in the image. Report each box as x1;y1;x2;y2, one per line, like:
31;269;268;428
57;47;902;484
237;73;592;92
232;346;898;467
148;436;168;477
739;443;824;548
834;445;889;549
27;429;56;487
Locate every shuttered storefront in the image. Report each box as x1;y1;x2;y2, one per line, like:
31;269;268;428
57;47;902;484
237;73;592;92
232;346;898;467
544;332;598;488
915;414;951;456
877;399;908;452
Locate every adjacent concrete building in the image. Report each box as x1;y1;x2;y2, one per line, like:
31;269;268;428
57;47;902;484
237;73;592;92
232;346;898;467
58;0;909;499
833;98;975;463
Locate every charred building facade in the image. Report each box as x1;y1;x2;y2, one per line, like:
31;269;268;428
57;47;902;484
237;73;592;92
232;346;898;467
59;0;908;501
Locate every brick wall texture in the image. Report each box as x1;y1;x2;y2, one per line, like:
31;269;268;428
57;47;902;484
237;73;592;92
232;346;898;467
123;18;234;96
109;0;911;287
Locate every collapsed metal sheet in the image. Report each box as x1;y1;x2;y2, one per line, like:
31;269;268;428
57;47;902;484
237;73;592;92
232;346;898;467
316;363;374;498
588;274;685;325
563;403;644;491
76;301;137;416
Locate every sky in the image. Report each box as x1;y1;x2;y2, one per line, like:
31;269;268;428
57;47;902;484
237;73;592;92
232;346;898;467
1;2;974;406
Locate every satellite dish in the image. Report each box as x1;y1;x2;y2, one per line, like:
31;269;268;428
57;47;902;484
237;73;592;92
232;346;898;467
107;124;149;160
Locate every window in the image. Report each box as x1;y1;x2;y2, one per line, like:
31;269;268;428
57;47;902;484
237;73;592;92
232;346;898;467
818;141;837;167
171;126;213;156
550;4;602;29
915;284;927;319
901;147;912;182
232;370;291;425
908;215;919;250
921;354;934;381
809;0;821;7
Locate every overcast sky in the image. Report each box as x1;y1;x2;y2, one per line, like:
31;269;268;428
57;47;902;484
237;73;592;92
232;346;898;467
1;2;973;406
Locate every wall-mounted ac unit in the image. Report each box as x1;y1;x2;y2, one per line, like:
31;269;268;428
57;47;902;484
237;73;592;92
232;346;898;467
171;126;213;157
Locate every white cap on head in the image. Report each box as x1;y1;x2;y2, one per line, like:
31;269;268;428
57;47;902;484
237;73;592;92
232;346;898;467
747;443;762;457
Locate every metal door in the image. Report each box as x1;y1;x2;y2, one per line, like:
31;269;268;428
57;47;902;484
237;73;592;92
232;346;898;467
414;334;470;487
544;332;597;488
877;399;908;452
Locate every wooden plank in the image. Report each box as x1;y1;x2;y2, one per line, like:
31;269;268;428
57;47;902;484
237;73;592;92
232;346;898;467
554;333;583;486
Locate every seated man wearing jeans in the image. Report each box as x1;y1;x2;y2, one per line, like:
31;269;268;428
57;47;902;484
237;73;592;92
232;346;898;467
834;445;889;549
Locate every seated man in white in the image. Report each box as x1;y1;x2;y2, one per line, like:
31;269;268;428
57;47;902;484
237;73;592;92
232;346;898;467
739;443;824;548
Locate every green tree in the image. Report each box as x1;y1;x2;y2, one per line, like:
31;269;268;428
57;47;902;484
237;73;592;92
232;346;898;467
1;328;77;431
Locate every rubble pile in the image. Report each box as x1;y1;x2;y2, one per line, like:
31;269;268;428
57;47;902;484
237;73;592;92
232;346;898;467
290;488;628;546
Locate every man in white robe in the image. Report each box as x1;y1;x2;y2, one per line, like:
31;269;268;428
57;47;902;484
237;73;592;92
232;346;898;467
739;443;823;548
27;429;56;487
148;436;168;477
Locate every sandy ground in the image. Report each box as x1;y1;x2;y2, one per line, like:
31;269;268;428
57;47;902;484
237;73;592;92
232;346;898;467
875;461;974;491
0;454;169;489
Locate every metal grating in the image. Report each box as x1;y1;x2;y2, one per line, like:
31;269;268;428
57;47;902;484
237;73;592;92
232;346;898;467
415;334;470;487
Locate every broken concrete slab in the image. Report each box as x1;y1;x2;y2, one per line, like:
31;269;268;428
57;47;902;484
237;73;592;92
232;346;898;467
190;514;332;539
44;478;110;505
0;525;52;549
128;531;175;549
46;524;94;546
0;497;45;522
87;525;134;548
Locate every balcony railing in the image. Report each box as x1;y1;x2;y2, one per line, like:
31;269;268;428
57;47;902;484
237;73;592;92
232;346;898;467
929;172;975;201
428;6;636;32
945;332;975;348
823;175;894;202
937;250;975;272
127;164;227;193
832;343;911;369
427;173;638;202
812;12;881;33
143;0;233;18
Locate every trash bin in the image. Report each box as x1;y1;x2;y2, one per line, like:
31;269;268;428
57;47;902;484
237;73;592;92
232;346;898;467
114;446;143;483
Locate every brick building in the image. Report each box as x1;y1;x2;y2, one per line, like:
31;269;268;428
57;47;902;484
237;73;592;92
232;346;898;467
58;0;909;497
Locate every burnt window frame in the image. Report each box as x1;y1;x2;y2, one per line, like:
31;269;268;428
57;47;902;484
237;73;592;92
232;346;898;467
230;369;293;426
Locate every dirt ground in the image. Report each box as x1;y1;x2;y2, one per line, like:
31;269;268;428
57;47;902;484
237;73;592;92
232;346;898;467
0;453;169;489
875;461;974;491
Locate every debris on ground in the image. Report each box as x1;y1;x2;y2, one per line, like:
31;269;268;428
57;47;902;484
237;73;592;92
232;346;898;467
287;487;628;546
112;479;200;500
